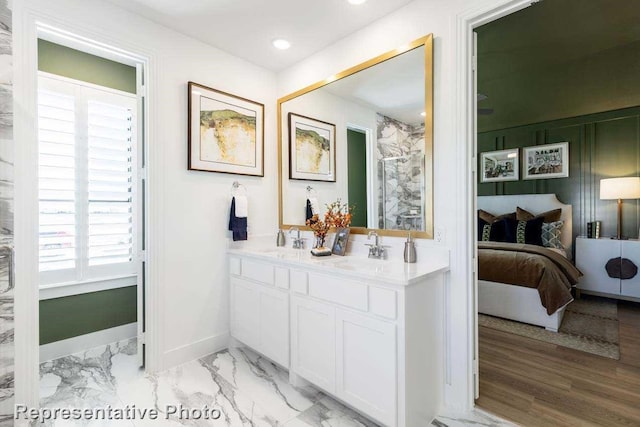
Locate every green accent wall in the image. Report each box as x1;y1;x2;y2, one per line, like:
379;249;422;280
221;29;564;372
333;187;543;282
479;106;640;254
38;39;136;94
38;40;138;345
347;129;368;227
40;286;137;345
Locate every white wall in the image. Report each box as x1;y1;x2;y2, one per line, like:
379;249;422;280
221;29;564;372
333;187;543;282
281;88;377;226
15;0;278;375
277;0;516;412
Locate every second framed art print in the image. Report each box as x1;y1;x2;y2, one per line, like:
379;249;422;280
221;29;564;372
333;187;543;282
288;113;336;182
188;81;264;176
523;142;569;180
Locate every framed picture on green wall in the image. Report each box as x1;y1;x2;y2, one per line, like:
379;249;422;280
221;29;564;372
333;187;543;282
523;142;569;180
480;148;519;183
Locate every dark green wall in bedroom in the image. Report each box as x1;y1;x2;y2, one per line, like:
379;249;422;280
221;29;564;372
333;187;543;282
479;107;640;252
38;40;138;345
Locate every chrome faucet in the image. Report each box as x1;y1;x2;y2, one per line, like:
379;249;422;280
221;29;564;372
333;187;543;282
366;231;387;259
289;227;305;249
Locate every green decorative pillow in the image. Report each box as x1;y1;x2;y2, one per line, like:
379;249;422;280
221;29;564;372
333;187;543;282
541;220;564;249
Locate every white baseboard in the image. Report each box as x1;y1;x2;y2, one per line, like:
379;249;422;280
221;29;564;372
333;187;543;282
163;332;229;370
40;323;137;362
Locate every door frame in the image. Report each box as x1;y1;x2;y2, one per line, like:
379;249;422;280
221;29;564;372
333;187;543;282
13;6;161;413
454;0;535;410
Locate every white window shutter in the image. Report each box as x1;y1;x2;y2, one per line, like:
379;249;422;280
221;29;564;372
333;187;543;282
38;89;77;273
87;100;134;267
38;73;138;285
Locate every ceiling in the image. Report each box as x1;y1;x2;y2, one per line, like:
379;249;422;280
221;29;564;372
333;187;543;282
476;0;640;131
104;0;415;71
477;0;640;81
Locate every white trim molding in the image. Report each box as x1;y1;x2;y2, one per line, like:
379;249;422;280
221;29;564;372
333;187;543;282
163;333;229;369
39;275;137;300
451;0;535;413
39;323;137;362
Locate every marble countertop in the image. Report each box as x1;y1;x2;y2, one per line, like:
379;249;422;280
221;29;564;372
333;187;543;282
227;246;449;286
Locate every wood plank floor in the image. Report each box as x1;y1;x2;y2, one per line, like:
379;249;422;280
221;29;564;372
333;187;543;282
476;300;640;426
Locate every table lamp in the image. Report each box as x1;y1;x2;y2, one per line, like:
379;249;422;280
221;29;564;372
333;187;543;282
600;177;640;239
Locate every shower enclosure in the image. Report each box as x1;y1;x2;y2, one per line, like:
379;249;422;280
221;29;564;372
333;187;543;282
379;153;425;230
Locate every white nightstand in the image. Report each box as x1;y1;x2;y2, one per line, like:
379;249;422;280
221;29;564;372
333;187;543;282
575;236;640;300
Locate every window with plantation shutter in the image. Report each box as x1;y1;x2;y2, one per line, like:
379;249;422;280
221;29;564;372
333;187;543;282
38;73;138;286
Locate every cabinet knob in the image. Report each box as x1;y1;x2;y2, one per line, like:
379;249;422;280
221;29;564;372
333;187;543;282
605;257;638;280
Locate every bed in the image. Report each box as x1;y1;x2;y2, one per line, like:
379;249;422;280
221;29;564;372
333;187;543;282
477;194;577;332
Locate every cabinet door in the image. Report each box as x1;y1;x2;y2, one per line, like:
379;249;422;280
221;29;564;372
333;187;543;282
336;309;397;427
621;241;640;298
259;286;289;367
230;277;260;349
291;296;336;393
575;238;620;295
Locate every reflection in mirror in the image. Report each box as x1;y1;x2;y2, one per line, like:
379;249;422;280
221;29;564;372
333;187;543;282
278;35;433;238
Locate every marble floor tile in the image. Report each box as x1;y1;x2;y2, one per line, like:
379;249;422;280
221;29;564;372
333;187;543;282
285;396;380;427
40;346;119;410
39;340;515;427
433;408;518;427
201;347;323;423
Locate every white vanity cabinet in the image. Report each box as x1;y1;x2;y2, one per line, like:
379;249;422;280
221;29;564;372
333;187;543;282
228;251;448;427
290;296;336;392
230;259;290;367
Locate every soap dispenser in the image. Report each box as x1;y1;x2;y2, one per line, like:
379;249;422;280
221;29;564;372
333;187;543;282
276;229;286;247
404;232;417;263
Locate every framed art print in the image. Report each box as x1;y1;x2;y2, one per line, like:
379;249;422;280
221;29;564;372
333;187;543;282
523;142;569;180
480;148;519;183
188;81;264;176
288;113;336;182
331;228;350;256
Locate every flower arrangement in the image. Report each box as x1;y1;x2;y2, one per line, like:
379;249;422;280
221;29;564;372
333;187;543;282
325;199;354;228
306;214;330;248
306;199;354;250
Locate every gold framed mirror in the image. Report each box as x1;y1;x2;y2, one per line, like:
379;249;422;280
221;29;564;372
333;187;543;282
277;34;433;238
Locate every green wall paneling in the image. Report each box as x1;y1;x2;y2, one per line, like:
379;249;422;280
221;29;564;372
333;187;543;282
347;129;368;228
40;286;137;345
478;106;640;254
38;39;136;94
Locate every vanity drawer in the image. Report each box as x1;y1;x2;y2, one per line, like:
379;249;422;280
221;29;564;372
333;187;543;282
241;259;275;285
275;267;290;289
291;270;308;294
369;287;397;319
308;273;368;312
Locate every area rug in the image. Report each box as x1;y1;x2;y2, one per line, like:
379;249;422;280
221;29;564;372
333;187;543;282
479;296;620;360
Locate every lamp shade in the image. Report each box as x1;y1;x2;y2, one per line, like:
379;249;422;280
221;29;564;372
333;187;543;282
600;177;640;200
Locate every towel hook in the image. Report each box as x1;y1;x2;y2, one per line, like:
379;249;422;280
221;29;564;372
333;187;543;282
231;181;247;196
306;185;317;197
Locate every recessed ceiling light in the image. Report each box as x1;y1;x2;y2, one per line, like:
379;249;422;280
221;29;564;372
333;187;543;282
348;0;367;4
272;39;291;50
420;112;426;117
